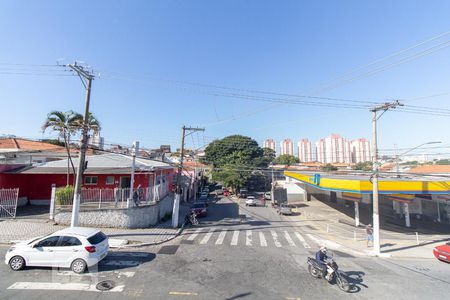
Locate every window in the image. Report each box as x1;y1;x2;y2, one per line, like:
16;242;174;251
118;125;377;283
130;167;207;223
85;176;98;185
106;176;114;185
87;232;107;245
36;236;60;247
59;236;82;247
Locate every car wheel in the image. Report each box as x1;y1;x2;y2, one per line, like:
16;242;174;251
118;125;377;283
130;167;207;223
9;256;25;271
71;258;87;274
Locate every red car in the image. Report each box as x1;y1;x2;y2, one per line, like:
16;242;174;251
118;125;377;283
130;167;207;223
223;190;229;197
433;242;450;262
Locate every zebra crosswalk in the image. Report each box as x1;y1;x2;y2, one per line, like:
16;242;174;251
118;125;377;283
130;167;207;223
183;228;313;249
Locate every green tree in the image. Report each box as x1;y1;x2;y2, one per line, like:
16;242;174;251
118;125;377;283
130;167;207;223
274;154;299;166
435;159;450;165
42;111;101;185
202;135;266;190
42;111;83;185
321;163;338;172
353;161;373;171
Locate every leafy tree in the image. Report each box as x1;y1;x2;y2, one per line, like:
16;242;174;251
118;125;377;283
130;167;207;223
202;135;266;190
435;159;450;165
262;147;276;165
42;110;101;185
321;163;338;172
353;161;373;171
42;111;82;185
274;154;299;166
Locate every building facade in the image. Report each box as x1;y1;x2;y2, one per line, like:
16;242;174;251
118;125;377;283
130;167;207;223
315;134;352;164
280;139;294;156
298;139;313;162
351;138;371;163
263;139;276;153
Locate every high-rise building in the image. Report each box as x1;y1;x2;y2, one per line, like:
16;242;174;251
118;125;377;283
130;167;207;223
280;139;294;156
315;134;351;163
351;138;371;163
263;138;276;152
298;139;313;162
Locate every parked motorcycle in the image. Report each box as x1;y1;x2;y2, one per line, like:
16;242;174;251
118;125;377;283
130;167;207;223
307;255;350;292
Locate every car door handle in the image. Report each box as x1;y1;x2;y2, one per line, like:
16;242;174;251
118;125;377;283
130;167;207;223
72;249;79;252
46;249;53;252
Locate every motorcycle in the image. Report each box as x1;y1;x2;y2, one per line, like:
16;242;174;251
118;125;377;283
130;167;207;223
184;212;199;226
307;255;350;292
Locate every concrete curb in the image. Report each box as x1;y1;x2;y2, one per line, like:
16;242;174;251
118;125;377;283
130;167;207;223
115;223;186;248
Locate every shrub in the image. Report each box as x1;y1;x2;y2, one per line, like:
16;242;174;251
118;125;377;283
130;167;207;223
55;185;74;205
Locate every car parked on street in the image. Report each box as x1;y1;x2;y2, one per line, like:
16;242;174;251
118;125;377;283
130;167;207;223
277;204;293;215
433;242;450;262
191;203;208;217
264;192;271;200
5;227;109;274
239;188;248;198
245;196;258;206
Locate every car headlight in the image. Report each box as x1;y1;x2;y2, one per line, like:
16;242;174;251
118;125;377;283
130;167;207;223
7;246;16;252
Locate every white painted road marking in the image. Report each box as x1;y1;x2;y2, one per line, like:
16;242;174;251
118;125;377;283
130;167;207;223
271;230;282;247
8;282;124;292
200;228;216;244
294;232;310;248
231;230;239;246
259;231;267;247
215;230;227;245
187;228;202;241
284;231;296;247
246;230;252;246
56;270;135;278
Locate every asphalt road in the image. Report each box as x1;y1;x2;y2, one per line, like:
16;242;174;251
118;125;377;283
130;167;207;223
0;195;449;300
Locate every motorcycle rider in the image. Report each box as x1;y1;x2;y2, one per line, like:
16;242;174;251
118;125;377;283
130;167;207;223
315;246;330;280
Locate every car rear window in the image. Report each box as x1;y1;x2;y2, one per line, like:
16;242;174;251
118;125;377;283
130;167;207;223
87;232;107;245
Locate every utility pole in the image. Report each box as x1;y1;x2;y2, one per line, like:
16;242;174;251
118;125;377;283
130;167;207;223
172;126;205;228
128;141;139;208
370;100;403;255
67;62;95;227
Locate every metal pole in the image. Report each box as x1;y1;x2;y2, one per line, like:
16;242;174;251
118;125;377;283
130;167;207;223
70;76;92;228
128;141;139;208
372;110;381;255
355;201;360;227
404;202;410;227
271;164;275;205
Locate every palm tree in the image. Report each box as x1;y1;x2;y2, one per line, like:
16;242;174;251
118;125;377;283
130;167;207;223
42;111;82;185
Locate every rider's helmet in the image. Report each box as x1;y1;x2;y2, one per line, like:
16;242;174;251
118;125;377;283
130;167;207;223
320;246;327;253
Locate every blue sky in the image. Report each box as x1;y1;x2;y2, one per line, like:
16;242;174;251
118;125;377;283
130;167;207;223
1;0;449;156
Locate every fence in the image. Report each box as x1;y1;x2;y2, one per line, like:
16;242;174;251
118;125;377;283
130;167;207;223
0;188;19;218
54;185;168;210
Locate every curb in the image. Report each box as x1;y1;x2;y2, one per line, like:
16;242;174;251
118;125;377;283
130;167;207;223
115;223;186;248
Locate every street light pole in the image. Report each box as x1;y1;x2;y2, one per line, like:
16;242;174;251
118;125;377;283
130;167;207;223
370;101;403;256
395;141;441;177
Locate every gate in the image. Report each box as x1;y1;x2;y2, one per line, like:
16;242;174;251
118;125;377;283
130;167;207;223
0;188;19;218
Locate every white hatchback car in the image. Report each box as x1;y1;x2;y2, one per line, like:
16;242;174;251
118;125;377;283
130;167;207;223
245;196;258;206
5;227;109;274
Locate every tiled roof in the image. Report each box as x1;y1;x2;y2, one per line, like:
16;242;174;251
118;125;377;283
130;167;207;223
409;165;450;174
0;138;66;152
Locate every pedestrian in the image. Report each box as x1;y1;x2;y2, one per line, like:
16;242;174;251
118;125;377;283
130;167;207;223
366;224;373;247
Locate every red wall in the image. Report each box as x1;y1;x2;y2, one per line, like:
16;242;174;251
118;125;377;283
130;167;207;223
0;168;176;203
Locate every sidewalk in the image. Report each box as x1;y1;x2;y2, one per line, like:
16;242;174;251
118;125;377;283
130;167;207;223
288;200;450;259
0;203;191;248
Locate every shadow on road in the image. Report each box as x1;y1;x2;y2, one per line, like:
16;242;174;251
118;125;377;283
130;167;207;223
224;292;252;300
345;270;367;293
